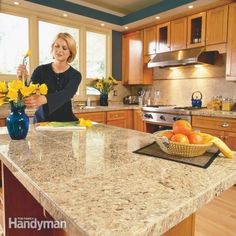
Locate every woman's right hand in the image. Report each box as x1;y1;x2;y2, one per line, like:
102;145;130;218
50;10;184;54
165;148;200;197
17;64;29;80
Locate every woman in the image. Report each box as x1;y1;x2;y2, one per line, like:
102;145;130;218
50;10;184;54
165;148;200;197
17;32;81;122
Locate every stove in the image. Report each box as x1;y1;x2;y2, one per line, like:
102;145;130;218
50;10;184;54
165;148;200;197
142;105;192;126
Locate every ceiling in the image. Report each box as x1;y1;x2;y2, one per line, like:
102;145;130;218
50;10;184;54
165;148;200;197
67;0;163;15
2;0;231;31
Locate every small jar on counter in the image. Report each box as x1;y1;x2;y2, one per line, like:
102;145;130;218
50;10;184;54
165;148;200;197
222;98;234;111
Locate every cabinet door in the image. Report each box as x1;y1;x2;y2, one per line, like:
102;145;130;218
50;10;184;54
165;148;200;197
75;112;106;123
171;17;187;51
156;22;170;53
143;26;156;56
107;110;133;129
133;109;145;132
0;118;6;127
187;12;206;48
226;3;236;81
206;5;228;45
224;131;236;151
122;31;143;85
122;31;152;85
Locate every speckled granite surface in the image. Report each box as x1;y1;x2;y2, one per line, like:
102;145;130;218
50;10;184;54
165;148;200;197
0;125;236;236
0;104;139;119
1;104;236;119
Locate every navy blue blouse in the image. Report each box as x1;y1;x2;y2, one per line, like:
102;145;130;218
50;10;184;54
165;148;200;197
30;63;81;122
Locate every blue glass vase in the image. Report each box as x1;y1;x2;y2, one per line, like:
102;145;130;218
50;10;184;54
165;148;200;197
100;94;108;106
6;102;29;140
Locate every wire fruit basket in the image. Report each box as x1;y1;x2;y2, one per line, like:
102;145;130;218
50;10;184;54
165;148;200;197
153;130;212;157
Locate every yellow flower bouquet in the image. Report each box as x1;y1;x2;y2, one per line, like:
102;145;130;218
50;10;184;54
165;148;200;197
92;76;118;95
0;80;48;107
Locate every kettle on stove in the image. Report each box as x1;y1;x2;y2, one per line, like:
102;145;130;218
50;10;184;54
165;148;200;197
191;91;202;108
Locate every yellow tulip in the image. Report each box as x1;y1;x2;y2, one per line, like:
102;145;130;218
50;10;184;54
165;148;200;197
39;84;48;95
7;88;18;101
20;86;33;97
0;81;8;93
24;49;32;58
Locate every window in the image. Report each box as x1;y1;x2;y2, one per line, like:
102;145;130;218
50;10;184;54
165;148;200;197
38;21;79;70
86;31;107;95
0;6;111;100
0;13;28;75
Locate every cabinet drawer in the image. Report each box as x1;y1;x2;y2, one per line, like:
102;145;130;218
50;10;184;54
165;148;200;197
192;116;236;132
107;110;127;121
76;112;106;123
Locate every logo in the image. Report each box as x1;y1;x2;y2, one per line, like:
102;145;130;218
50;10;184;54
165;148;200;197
8;217;66;231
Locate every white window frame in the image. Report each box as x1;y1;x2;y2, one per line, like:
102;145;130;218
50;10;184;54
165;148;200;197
0;3;112;102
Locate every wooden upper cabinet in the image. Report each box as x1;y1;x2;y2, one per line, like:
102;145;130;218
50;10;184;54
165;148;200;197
122;31;152;85
226;2;236;81
156;22;170;53
187;12;206;48
143;26;156;56
171;17;187;51
206;5;228;45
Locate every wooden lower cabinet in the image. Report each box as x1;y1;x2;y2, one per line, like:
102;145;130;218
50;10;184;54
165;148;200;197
0;118;6;127
133;109;146;132
192;116;236;150
107;110;133;129
75;112;106;123
75;110;133;129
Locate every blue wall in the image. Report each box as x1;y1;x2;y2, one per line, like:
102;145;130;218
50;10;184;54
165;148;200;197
112;31;122;81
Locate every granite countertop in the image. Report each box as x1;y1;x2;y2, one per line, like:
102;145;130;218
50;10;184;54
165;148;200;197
0;124;236;236
0;104;140;119
1;104;236;119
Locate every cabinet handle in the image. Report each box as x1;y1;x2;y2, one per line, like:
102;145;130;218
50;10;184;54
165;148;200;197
220;135;224;140
221;123;229;128
224;136;228;140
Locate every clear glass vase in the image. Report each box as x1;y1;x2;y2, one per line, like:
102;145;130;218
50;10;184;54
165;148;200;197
6;101;29;140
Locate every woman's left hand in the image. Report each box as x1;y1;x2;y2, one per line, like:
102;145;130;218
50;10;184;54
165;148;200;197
24;95;47;108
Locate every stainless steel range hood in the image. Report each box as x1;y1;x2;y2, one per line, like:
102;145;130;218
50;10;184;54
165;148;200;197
147;47;219;68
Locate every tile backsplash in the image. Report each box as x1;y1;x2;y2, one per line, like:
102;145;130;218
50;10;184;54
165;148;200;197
131;54;236;106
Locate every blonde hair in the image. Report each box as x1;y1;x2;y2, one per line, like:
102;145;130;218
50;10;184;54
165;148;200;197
51;32;77;63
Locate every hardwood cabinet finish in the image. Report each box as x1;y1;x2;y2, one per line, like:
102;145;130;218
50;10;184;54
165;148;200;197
75;112;106;123
122;31;152;85
192;116;236;150
143;26;156;56
206;5;228;45
0;119;6;127
187;12;206;48
170;17;187;51
226;2;236;81
107;110;133;129
133;109;146;132
156;22;171;53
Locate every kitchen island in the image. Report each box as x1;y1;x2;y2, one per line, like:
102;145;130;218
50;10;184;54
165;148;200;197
0;124;236;235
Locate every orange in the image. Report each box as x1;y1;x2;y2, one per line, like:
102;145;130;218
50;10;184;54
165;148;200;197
188;132;203;144
171;133;190;144
162;130;174;140
173;120;192;136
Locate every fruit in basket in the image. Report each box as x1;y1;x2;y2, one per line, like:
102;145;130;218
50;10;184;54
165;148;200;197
171;133;190;144
188;132;203;144
162;130;174;140
198;132;214;144
173;120;192;136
